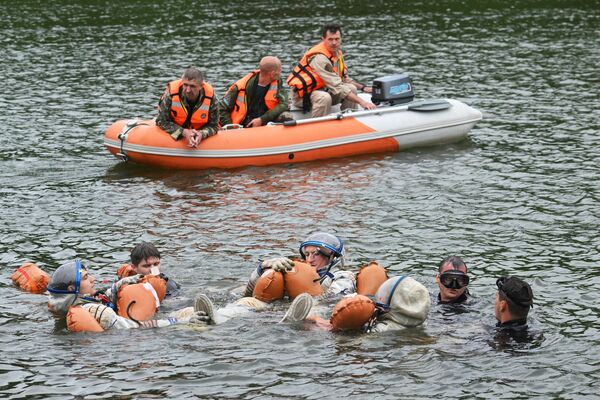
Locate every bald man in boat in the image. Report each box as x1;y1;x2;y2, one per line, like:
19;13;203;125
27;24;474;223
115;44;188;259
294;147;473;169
218;56;291;128
156;67;219;147
287;22;376;117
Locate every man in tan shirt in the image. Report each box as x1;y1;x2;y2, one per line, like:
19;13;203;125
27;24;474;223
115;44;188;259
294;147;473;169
287;22;376;117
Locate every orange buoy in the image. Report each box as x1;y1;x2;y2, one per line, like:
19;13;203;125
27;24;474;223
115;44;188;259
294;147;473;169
356;261;388;296
330;294;375;331
11;262;50;294
283;261;323;299
117;282;161;322
253;269;285;302
66;306;104;333
116;264;136;279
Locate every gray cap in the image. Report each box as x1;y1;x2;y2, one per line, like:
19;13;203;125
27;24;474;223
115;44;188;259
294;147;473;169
47;260;84;294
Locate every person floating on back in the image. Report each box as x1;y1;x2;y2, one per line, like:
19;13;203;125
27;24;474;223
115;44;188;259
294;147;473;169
287;22;376;117
156;66;219;147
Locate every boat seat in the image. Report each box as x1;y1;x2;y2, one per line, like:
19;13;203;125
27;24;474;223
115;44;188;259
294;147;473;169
288;93;372;121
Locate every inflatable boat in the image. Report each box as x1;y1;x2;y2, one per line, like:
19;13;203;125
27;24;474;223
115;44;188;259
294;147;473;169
104;74;482;170
103;98;481;170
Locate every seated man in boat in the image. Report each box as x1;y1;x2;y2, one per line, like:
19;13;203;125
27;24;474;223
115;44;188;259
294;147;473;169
156;66;218;147
47;260;210;331
116;242;181;297
287;22;377;117
218;56;292;128
436;255;471;304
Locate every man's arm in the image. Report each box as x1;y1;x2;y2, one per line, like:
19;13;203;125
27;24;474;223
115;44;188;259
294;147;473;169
200;95;219;139
218;86;237;127
311;55;375;110
156;89;185;140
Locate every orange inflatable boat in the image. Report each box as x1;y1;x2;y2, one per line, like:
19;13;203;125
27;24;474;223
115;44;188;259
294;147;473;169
103;98;482;170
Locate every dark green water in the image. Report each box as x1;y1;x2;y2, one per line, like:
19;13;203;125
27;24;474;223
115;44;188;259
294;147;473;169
1;1;599;399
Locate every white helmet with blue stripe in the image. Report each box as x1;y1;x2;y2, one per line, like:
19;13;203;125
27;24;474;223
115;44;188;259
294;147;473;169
299;232;345;275
374;276;431;327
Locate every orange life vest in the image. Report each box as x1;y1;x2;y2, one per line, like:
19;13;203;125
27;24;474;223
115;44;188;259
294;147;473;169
116;264;136;279
287;42;346;98
161;79;214;129
228;70;280;125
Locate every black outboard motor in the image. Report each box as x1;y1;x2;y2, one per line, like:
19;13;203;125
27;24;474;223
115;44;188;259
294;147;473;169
371;73;414;105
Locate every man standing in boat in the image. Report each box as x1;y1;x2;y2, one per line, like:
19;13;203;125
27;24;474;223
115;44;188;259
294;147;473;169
156;67;219;147
287;22;377;117
219;56;291;128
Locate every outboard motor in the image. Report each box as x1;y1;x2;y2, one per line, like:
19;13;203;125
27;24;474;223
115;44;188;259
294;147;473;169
371;73;414;105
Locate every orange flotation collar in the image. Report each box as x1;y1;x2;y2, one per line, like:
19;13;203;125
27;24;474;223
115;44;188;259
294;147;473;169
283;261;324;299
66;306;104;333
11;262;50;294
253;268;285;302
116;278;164;322
330;294;376;331
356;261;389;296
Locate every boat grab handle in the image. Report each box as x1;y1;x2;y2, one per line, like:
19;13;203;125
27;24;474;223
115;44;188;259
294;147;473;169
221;124;244;130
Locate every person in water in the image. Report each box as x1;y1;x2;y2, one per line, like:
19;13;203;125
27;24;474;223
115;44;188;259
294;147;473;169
117;242;180;297
193;232;355;325
47;260;209;330
302;275;432;333
218;56;291;128
436;255;470;304
495;276;533;331
287;22;376;117
156;66;219;147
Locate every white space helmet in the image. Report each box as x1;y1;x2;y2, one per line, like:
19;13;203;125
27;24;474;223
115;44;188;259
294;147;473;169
374;276;431;327
299;232;345;268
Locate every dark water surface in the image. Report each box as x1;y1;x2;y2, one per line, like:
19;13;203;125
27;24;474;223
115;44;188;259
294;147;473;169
1;1;599;399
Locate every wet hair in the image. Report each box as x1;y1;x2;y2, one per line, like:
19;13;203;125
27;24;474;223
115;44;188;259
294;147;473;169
130;242;161;266
438;255;468;273
321;22;342;38
182;67;203;83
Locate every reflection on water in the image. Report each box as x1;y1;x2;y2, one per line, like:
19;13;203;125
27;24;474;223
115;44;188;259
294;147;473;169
1;0;599;398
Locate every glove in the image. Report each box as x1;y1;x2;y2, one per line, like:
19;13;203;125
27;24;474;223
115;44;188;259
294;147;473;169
262;257;294;272
114;274;143;291
189;311;213;326
106;274;143;305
